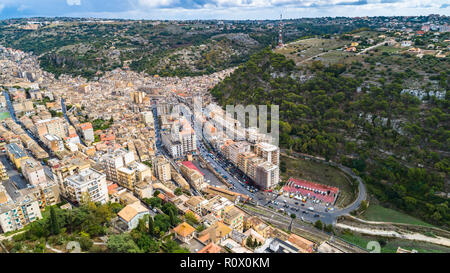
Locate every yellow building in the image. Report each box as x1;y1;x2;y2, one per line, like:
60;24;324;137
6;143;29;169
117;162;152;191
117;167;136;190
223;205;245;232
0;161;8;181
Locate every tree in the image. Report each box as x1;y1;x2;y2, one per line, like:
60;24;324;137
135;232;159;253
78;233;93;251
168;209;179;226
314;220;323;230
148;216;155;236
174;188;183;196
246;236;254;248
324;224;333;233
144;197;161;209
154;214;171;233
163;239;189;253
290;213;296;219
185;212;199;226
107;234;141;253
49;206;60;235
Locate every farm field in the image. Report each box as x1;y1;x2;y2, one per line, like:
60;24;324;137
362;204;435;227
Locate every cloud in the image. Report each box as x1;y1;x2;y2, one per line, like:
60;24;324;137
0;0;448;19
137;0;178;8
66;0;81;6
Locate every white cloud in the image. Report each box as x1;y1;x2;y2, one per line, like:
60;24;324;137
137;0;177;8
67;0;81;6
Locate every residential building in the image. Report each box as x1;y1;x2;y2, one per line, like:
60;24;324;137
21;158;47;186
223;205;245;232
6;143;29;169
254;142;280;166
173;222;196;243
117;201;149;230
79;122;94;142
63;168;109;204
101;148;135;184
0;188;42;233
35;117;66;139
0;161;8;181
153;155;171;181
254;237;299;253
255;161;279;190
116;161;151;191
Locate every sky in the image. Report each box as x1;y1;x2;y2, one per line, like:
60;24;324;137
0;0;448;20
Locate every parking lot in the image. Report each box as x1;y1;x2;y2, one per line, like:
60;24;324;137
191;160;224;188
260;189;337;225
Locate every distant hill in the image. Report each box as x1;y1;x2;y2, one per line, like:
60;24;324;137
0;18;363;79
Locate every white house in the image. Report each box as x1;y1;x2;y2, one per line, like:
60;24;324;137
117;201;149;230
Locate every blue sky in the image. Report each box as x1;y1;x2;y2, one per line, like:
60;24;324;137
0;0;448;20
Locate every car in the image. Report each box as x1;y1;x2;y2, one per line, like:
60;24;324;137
295;202;299;205
314;214;320;218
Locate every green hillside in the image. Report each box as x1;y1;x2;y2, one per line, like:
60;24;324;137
211;45;449;227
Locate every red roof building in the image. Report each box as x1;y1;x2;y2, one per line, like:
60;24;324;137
181;161;204;176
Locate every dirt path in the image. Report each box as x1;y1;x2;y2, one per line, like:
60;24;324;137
336;223;450;247
0;230;26;241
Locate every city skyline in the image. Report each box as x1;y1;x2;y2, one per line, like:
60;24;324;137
0;0;448;20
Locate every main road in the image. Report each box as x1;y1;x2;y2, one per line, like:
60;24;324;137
164;100;367;225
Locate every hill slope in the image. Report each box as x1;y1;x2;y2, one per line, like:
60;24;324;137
211;45;449;227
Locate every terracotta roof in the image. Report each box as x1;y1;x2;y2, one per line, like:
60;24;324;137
197;242;222;253
173;222;196;237
288;233;314;253
117;202;148;223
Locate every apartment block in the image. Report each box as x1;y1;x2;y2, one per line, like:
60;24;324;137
35;117;66;139
63;168;109;204
21;158;47;186
255;142;280;166
255;161;280;190
0;189;42;233
101;148;135;184
6;143;29;169
79;122;94;142
153;155;171;182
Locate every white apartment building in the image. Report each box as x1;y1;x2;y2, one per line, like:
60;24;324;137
153;155;171;181
63;168;109;204
141;111;154;126
255;142;280;166
0;189;42;233
255;161;280;190
21;158;47;186
225;141;251;165
162;117;196;158
35;117;66;139
79;122;94;142
101;149;135;183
